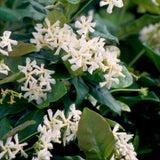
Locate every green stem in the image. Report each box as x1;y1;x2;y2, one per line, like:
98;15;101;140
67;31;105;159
20;131;39;143
116;0;129;34
67;0;93;23
128;49;145;67
110;88;143;94
12;0;19;10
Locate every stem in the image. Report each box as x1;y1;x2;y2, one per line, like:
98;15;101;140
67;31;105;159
110;88;143;94
128;49;145;67
20;131;39;143
67;0;93;23
12;0;19;10
116;0;129;34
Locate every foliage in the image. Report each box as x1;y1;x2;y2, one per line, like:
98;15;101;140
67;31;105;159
0;0;160;160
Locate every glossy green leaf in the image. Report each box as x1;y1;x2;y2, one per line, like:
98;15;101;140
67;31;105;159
67;0;80;4
44;9;67;27
9;41;38;57
0;100;27;119
36;81;67;109
16;110;45;140
54;156;85;160
0;72;24;85
0;7;33;22
88;82;121;115
118;91;160;106
77;108;115;160
0;117;11;139
132;0;160;14
143;42;160;72
63;58;84;76
71;76;89;104
117;100;131;112
117;14;160;39
111;65;133;88
105;118;125;130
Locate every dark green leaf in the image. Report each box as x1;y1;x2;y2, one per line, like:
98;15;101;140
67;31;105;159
0;117;11;139
117;14;160;39
0;7;33;22
118;91;160;106
0;100;27;119
77;108;115;160
105;118;125;130
132;0;160;14
143;42;160;72
67;0;80;4
54;156;85;160
71;76;89;104
16;110;45;140
9;41;38;57
88;82;121;115
111;65;133;88
36;81;67;109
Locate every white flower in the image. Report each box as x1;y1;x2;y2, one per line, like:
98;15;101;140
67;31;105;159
112;124;138;160
152;0;159;6
0;31;18;52
69;104;82;121
18;58;56;104
11;134;28;158
75;15;96;36
100;0;123;14
0;137;16;160
0;134;28;160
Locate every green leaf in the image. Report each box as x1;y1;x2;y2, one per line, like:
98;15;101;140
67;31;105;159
117;14;160;39
117;100;131;112
44;9;67;27
63;58;84;76
36;81;67;109
0;120;35;140
93;25;119;44
67;0;80;4
132;0;160;14
105;118;125;130
0;7;33;22
111;65;133;88
0;100;27;119
54;156;85;160
77;108;115;160
143;42;160;72
88;82;121;115
71;76;89;104
16;110;45;140
9;41;38;57
0;117;11;139
118;91;160;106
0;72;24;85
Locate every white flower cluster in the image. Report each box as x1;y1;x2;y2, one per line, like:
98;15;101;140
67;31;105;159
18;58;56;104
32;104;81;160
111;124;138;160
0;31;17;75
0;134;28;160
30;15;125;89
140;22;160;54
99;0;124;14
